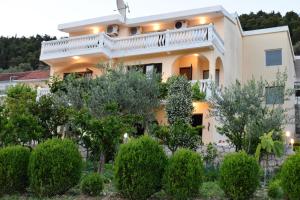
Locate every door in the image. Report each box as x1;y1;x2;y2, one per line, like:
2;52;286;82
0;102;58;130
180;66;192;80
192;114;203;137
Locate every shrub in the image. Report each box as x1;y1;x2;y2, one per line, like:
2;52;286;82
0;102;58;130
192;81;206;101
268;179;284;199
219;152;260;200
200;182;225;200
114;136;167;200
80;173;104;196
163;148;204;200
280;153;300;200
28;139;82;197
0;146;30;195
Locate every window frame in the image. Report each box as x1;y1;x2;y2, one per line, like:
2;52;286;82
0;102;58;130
265;86;284;105
265;49;283;67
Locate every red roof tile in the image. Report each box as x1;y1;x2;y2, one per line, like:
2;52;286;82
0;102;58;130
0;70;50;82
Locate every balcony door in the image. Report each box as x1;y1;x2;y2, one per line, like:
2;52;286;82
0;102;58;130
180;65;192;80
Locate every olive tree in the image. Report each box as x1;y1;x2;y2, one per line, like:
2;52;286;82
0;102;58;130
209;71;292;154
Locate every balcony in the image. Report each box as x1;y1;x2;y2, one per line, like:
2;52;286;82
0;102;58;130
40;24;224;61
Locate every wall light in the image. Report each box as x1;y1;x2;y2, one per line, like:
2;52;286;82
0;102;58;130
193;53;199;57
291;138;295;145
199;17;207;25
92;27;100;34
152;23;161;31
72;56;80;60
285;131;291;137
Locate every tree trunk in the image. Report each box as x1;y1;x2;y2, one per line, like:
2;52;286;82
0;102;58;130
98;152;106;174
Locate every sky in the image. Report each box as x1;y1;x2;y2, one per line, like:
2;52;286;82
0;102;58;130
0;0;299;37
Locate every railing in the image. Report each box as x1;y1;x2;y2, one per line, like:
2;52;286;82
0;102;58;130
190;79;211;98
40;25;224;60
36;87;51;101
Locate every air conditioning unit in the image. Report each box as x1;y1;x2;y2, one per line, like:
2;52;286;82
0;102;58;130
106;25;119;36
174;20;188;29
130;26;142;35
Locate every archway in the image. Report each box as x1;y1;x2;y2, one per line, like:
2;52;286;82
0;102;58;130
215;57;224;87
172;54;209;81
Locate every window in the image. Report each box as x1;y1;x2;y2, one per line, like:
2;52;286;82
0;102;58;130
203;70;209;80
265;49;282;66
266;86;284;104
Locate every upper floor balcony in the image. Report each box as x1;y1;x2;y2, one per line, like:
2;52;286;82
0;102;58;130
40;24;224;62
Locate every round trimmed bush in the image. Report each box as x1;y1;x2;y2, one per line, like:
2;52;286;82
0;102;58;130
163;148;204;200
280;153;300;200
268;179;284;199
28;139;82;197
0;146;30;195
80;173;104;196
219;152;260;200
114;136;167;200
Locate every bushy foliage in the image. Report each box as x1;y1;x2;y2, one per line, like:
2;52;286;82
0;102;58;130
200;182;225;200
280;153;300;200
192;81;206;101
114;136;167;200
0;146;30;195
80;173;104;196
0;84;43;146
28;139;82;197
209;72;290;153
268;179;284;199
219;152;260;200
294;41;300;55
166;76;193;124
33;95;69;140
163;149;204;200
0;35;55;72
239;11;300;44
151;120;202;153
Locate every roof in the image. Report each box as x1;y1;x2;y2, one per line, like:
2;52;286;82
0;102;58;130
243;26;290;36
0;70;50;82
58;5;236;32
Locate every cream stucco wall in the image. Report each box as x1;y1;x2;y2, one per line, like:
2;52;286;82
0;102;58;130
242;31;296;135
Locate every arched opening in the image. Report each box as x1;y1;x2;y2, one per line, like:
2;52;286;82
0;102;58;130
172;54;209;81
215;57;224;87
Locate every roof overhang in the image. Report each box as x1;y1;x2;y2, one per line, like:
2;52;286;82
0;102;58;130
58;5;235;33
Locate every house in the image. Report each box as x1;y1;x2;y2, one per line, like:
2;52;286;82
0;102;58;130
39;5;298;144
0;70;50;98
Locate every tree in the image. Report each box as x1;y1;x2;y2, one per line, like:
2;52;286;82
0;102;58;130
239;11;300;44
151;120;202;154
166;76;193;124
0;84;43;146
294;41;300;55
33;95;69;140
255;131;284;186
209;71;291;153
0;35;56;72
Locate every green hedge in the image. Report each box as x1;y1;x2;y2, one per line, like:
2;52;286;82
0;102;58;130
28;139;82;197
268;179;284;199
163;148;204;200
219;152;260;200
80;173;104;196
0;146;30;195
281;153;300;200
114;136;167;200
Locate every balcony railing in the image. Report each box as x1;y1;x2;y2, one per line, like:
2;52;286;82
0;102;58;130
40;24;224;61
190;79;212;98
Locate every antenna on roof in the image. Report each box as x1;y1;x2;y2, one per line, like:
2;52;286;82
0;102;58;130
115;0;130;21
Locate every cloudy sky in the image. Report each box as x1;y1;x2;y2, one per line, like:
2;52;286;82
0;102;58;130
1;0;299;37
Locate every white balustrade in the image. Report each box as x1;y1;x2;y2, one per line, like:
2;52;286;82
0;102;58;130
190;79;211;98
36;87;51;101
40;25;224;60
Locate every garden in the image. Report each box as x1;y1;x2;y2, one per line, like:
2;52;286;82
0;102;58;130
0;64;299;200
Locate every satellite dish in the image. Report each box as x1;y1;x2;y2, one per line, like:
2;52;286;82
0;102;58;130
116;0;130;21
